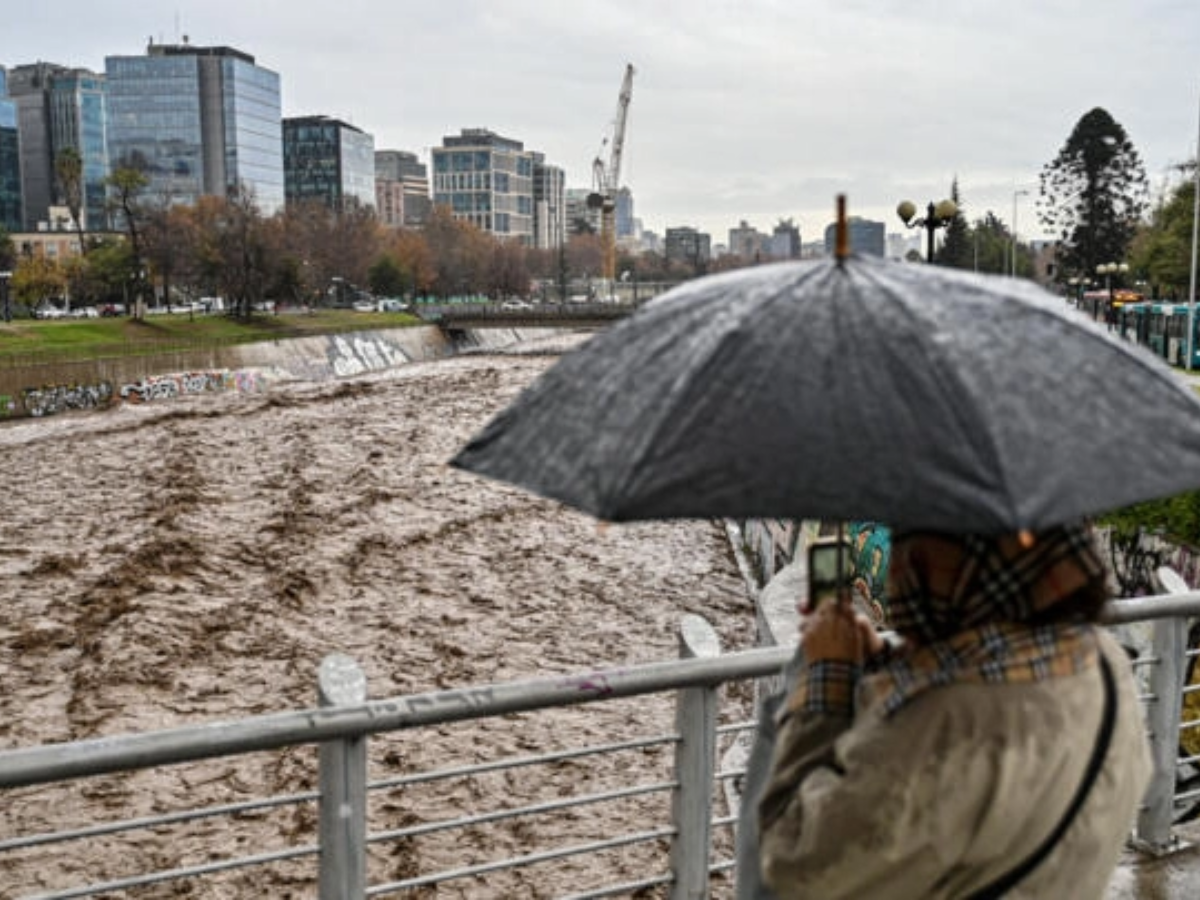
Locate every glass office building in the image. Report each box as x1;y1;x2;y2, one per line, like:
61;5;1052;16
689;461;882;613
283;116;376;211
0;68;20;232
431;129;534;244
105;42;283;214
48;70;108;232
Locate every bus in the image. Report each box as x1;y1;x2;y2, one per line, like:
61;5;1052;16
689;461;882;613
1112;300;1200;368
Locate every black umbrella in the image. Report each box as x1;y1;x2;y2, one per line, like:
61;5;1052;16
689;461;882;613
451;253;1200;533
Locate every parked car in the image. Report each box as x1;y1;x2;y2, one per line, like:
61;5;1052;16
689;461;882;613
352;300;376;312
500;299;534;311
377;298;410;313
34;303;66;319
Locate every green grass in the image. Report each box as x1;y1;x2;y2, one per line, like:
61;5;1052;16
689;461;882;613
0;310;421;368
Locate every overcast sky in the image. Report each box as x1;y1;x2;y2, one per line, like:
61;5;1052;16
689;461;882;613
5;0;1199;246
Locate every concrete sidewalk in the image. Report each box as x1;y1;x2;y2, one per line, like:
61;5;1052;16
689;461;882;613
1109;821;1200;898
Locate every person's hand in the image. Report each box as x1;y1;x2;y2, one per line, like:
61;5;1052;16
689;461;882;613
800;600;863;664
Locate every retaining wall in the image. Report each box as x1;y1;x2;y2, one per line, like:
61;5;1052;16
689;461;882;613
0;326;541;421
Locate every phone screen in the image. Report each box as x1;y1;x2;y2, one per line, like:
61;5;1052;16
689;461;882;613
808;538;850;610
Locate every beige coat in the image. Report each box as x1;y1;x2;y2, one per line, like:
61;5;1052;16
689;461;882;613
758;631;1152;899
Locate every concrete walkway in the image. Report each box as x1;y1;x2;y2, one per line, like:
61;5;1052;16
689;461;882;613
1110;821;1200;898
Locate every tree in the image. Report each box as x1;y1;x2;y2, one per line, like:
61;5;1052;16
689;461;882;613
0;227;14;270
190;184;277;318
1038;108;1149;282
935;179;973;269
54;147;88;257
105;164;151;318
11;254;66;312
1129;169;1197;299
368;254;406;297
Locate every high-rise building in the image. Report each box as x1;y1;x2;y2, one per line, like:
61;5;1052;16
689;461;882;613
0;67;21;232
431;128;534;244
614;187;635;239
6;61;107;231
532;153;564;250
565;188;600;237
50;69;108;232
105;40;284;214
375;149;430;227
283;115;375;211
664;226;711;266
825;216;884;257
728;220;768;260
771;219;801;259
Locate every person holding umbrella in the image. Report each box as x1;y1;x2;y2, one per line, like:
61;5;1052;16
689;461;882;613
754;522;1151;900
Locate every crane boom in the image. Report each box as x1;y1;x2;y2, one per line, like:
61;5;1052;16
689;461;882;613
595;63;634;288
607;64;635;197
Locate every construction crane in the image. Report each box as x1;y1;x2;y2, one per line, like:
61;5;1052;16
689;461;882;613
588;63;635;291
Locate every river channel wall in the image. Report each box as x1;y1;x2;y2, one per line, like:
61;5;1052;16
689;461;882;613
0;325;543;420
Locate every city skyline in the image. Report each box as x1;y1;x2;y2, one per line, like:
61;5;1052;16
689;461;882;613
4;0;1199;245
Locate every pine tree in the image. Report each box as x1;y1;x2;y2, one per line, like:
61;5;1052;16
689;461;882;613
935;178;972;269
1038;108;1148;283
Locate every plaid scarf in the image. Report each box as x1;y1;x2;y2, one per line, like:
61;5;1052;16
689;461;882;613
862;524;1105;718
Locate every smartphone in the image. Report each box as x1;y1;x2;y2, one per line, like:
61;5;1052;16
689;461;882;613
807;536;851;610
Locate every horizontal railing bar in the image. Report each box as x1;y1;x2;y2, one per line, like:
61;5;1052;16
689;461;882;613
365;827;675;895
717;720;756;736
712;814;737;828
368;733;676;792
1103;594;1200;623
558;872;674;899
23;840;317;900
0;645;795;789
368;780;676;844
0;788;317;853
1174;785;1200;805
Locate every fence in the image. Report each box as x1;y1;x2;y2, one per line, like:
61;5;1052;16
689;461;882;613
2;587;1200;898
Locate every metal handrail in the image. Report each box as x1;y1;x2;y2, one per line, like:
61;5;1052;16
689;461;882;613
6;595;1200;896
0;644;790;790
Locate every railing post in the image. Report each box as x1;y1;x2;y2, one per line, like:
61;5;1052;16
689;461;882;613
318;653;368;899
1136;568;1189;853
670;614;721;900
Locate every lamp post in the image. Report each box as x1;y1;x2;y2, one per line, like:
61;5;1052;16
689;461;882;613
896;199;958;263
0;270;11;322
1096;261;1128;328
1011;189;1029;277
1188;85;1199;372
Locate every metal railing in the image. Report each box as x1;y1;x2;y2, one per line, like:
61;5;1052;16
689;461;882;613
3;595;1200;898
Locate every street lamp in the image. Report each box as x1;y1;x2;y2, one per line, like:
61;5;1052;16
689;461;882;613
897;199;958;263
0;270;11;322
1096;262;1129;327
1012;189;1029;277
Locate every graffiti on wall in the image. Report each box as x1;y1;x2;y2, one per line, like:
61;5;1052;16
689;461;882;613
847;521;891;627
119;370;263;404
329;335;410;378
22;381;115;418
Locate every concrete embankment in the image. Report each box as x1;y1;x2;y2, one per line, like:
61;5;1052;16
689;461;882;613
0;325;553;420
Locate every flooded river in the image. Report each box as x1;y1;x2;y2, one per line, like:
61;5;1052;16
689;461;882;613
0;332;757;897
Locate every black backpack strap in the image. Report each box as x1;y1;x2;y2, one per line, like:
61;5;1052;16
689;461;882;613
968;653;1117;900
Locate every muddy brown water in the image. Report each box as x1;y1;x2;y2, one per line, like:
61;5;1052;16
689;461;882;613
0;334;758;897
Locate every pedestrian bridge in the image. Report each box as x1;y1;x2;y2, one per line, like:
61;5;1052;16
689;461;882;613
416;302;636;330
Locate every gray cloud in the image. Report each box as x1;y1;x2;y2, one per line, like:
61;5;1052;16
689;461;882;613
7;0;1198;244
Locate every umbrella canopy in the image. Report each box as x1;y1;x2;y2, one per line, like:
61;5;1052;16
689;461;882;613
451;254;1200;533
